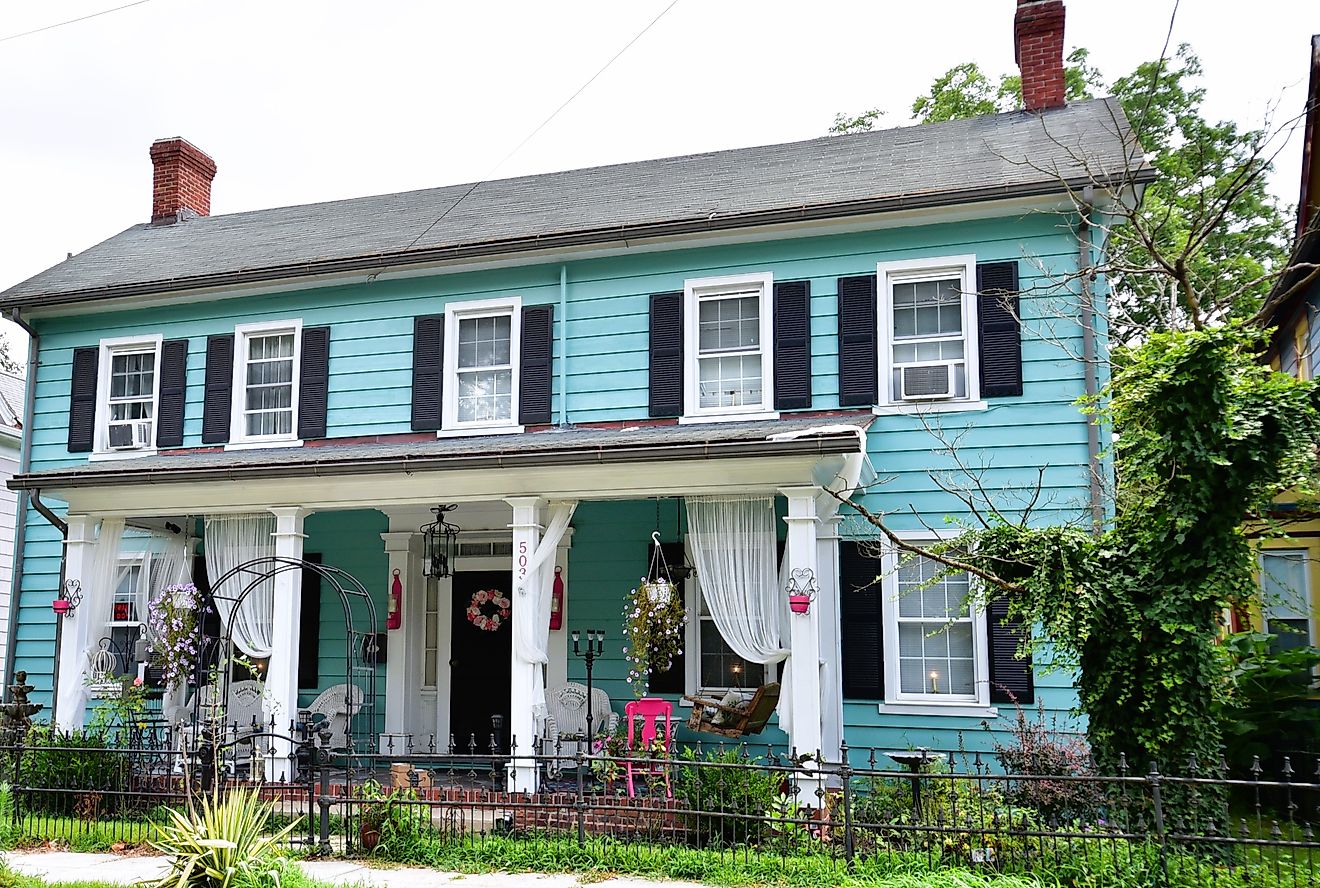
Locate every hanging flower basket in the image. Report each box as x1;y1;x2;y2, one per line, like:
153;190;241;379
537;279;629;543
623;576;687;698
643;578;673;605
147;582;204;692
788;594;813;615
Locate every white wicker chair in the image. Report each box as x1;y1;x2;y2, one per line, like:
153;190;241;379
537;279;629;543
177;679;266;771
544;683;617;751
307;683;365;751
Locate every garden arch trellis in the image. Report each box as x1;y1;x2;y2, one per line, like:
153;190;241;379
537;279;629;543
186;554;379;781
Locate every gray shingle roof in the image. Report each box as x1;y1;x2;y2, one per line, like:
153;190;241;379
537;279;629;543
1;98;1149;308
8;415;871;490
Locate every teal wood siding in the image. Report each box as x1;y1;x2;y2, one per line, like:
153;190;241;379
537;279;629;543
16;210;1096;748
298;509;388;733
10;500;65;708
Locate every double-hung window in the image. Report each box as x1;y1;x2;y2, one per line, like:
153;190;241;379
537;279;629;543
684;273;774;419
231;321;301;444
443;297;521;431
878;256;979;405
882;546;989;706
1259;550;1315;654
95;336;162;455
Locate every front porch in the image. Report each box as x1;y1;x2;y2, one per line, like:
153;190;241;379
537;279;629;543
29;419;869;792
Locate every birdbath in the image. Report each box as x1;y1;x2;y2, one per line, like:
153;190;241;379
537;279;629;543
0;671;44;741
887;749;939;821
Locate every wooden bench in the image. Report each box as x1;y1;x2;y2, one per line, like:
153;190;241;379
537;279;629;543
683;682;781;738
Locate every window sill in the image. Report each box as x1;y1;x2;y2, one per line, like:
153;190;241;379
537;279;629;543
678;410;780;425
224;438;304;452
872;400;988;417
877;702;998;718
436;425;525;439
89;449;159;462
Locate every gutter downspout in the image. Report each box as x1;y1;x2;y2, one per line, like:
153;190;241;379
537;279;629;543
1078;190;1104;532
558;265;569;427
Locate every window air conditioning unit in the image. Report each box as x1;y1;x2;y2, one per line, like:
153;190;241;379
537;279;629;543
108;419;153;450
899;362;957;401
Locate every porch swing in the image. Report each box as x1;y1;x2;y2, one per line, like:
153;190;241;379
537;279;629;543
683;682;781;738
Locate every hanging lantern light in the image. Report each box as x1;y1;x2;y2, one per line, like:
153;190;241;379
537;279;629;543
421;504;460;579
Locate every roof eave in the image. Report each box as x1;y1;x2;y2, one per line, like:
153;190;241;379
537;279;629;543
0;169;1154;312
7;431;864;492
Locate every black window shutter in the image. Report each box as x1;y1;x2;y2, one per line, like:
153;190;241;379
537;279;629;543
839;540;885;700
773;280;812;410
411;315;445;431
299;553;323;689
67;347;99;453
977;261;1023;397
297;326;331;439
648;292;684;417
837;276;878;406
647;540;687;694
987;595;1034;704
155;339;189;449
201;334;234;444
519;305;554;425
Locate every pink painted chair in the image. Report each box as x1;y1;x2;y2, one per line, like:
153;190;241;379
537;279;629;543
624;698;674;798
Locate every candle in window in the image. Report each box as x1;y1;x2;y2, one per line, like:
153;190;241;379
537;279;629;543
929;670;940;694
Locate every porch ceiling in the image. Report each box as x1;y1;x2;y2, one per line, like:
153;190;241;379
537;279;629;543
13;416;872;517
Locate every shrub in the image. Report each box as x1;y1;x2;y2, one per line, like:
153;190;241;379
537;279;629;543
151;788;298;888
672;746;782;846
989;702;1105;823
6;725;128;816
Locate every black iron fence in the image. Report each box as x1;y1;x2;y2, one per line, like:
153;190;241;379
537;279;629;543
0;726;1315;886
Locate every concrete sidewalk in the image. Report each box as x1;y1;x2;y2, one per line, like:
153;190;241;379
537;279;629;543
2;850;695;888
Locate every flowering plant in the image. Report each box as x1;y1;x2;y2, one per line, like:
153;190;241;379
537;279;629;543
147;582;204;691
622;577;687;697
466;588;511;632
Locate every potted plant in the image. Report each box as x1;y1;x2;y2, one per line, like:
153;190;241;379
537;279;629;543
622;576;687;697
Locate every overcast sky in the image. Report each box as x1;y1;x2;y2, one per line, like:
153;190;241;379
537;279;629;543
1;0;1317;362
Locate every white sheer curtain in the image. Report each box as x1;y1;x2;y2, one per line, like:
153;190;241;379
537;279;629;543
685;496;791;730
513;501;578;717
205;514;275;658
72;517;127;715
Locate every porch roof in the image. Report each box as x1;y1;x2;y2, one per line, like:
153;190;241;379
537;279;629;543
9;415;871;493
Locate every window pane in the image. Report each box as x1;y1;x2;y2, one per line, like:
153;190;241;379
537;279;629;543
892;278;962;339
895;553;975;697
1261;551;1308;620
697;354;763;408
457;369;513;422
698;293;760;353
458;315;512;369
699;620;764;689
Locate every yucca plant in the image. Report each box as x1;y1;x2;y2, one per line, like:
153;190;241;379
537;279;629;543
151;788;298;888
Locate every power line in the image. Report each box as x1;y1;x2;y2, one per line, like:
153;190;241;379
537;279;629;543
371;0;681;277
0;0;155;45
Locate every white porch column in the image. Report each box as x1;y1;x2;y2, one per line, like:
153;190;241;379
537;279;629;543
546;530;574;693
380;531;419;743
506;496;544;793
54;515;99;731
265;506;308;781
780;487;823;797
816;512;845;764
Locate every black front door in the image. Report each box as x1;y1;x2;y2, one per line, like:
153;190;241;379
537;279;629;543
449;571;512;754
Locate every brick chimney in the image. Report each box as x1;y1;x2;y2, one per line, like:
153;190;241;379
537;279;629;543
1015;0;1067;111
149;137;217;225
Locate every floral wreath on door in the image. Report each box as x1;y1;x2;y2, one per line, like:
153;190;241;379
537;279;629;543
466;589;511;631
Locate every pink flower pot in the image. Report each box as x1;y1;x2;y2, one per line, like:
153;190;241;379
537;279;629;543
789;595;812;615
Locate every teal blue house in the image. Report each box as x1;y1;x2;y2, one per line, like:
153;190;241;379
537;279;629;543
0;8;1152;787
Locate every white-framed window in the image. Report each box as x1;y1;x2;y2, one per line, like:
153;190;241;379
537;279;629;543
442;297;521;432
877;256;979;405
231;320;302;445
684;273;775;419
1259;549;1316;654
881;541;990;706
94;336;162;455
422;576;440;691
104;557;146;680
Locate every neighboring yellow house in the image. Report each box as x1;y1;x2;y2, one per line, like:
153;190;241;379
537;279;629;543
1257;34;1320;657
